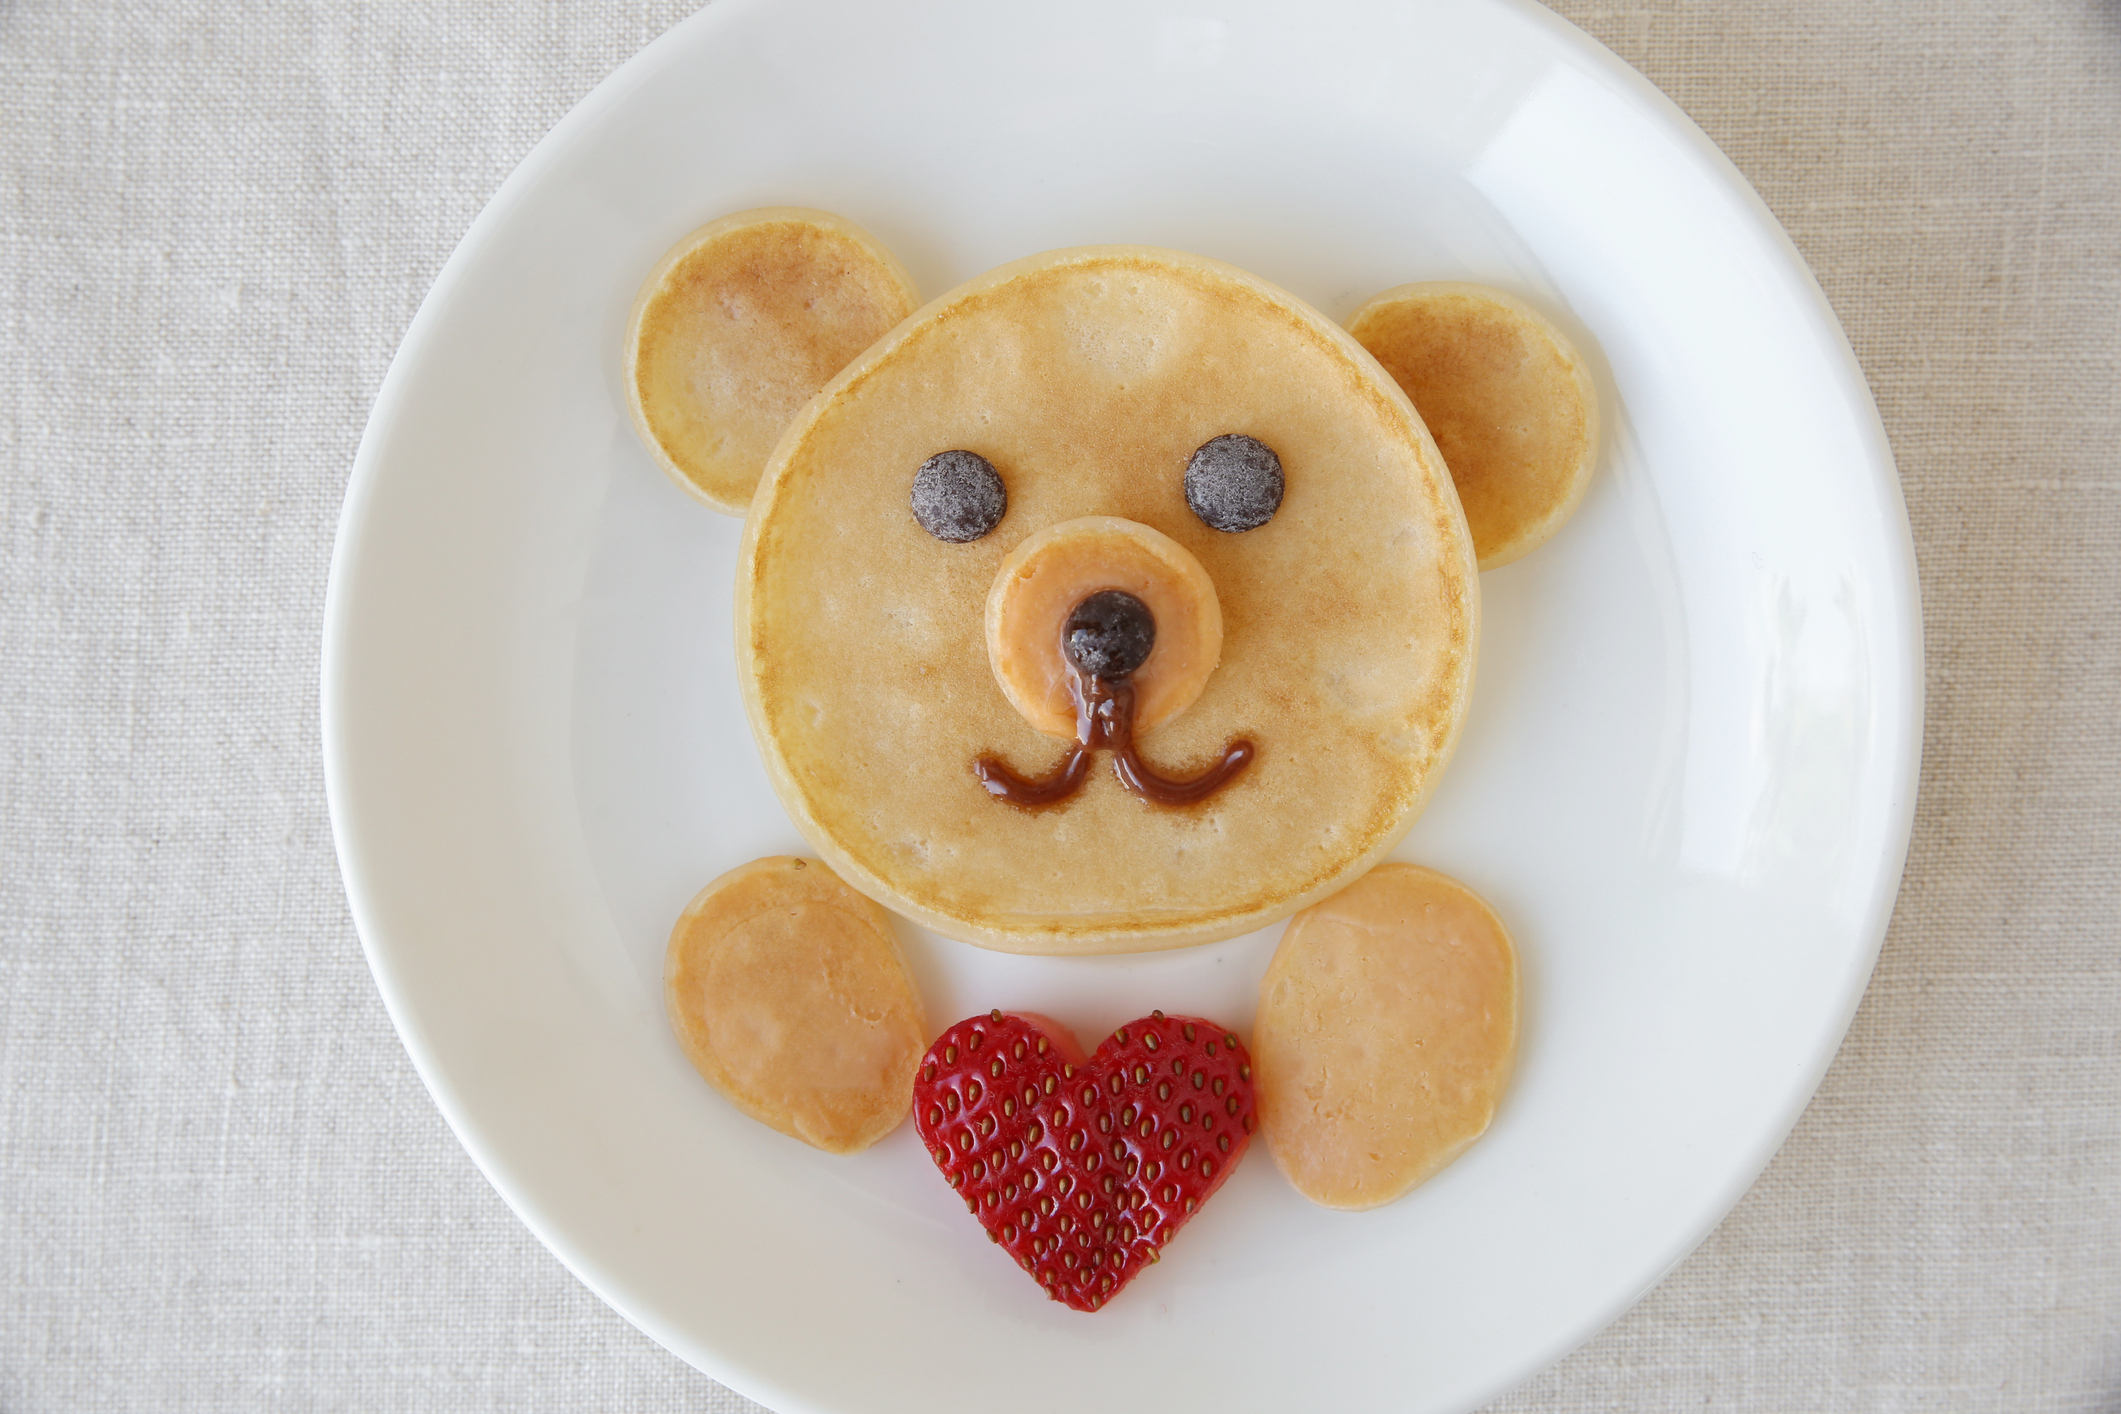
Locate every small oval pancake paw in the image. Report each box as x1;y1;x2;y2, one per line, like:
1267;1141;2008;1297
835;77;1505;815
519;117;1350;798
1255;863;1519;1209
664;856;928;1153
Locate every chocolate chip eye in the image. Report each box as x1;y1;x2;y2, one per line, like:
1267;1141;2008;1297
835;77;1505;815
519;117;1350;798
912;450;1006;542
1185;434;1283;532
1063;591;1156;680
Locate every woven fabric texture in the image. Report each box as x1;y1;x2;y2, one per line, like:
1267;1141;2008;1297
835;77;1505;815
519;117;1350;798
2;0;2116;1409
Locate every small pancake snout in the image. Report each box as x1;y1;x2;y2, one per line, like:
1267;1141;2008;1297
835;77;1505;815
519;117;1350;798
978;518;1252;809
985;517;1221;738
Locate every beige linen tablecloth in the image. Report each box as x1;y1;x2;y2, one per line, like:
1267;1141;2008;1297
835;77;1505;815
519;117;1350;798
3;1;2116;1408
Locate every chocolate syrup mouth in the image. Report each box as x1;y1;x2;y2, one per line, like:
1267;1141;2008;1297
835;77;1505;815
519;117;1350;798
976;591;1253;809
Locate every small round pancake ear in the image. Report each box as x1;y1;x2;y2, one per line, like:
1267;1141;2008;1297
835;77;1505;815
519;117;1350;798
625;208;919;515
1346;283;1599;570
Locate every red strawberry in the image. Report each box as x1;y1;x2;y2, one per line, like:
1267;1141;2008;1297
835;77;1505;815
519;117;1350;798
913;1009;1255;1312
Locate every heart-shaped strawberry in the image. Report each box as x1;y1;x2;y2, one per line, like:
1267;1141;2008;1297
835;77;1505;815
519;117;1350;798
913;1009;1255;1311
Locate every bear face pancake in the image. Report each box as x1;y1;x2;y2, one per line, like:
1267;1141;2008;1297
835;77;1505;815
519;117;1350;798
737;248;1478;954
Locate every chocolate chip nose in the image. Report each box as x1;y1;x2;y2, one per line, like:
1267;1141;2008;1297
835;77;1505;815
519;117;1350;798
1063;591;1156;680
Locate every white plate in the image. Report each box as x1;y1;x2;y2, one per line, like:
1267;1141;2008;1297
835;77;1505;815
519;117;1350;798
322;0;1920;1409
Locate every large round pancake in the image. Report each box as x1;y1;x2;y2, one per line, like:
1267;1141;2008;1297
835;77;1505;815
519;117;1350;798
737;248;1478;955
